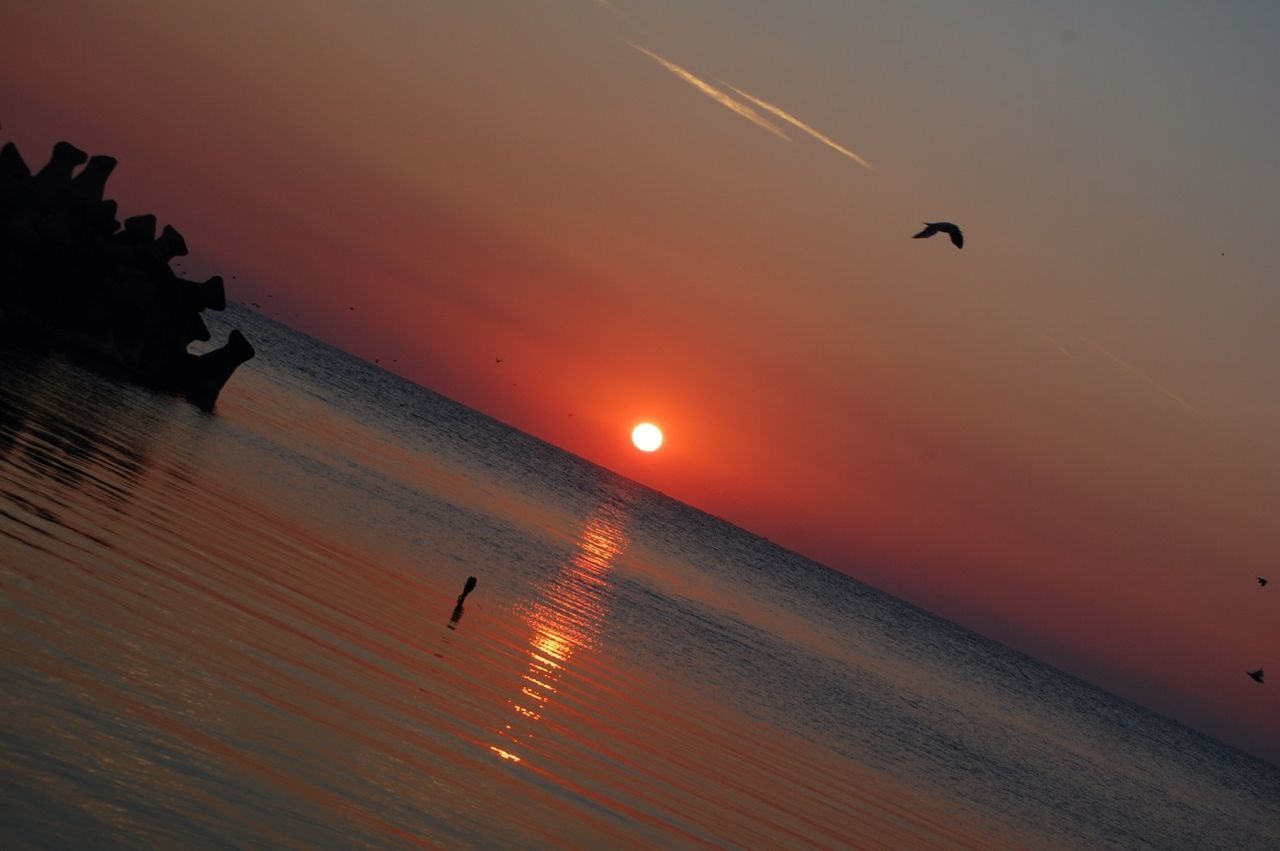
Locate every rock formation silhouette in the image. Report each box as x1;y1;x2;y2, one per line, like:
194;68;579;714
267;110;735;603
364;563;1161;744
1;138;254;409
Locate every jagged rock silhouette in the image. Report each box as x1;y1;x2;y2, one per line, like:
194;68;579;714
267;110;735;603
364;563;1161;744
1;138;254;409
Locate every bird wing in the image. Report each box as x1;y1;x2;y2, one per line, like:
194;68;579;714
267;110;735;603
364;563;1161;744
913;224;939;239
931;222;963;247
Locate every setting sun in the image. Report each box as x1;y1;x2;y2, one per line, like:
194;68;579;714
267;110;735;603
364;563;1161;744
631;423;663;452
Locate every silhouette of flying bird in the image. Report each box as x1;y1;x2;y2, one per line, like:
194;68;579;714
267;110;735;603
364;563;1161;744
913;221;964;249
1259;577;1269;587
1248;669;1265;683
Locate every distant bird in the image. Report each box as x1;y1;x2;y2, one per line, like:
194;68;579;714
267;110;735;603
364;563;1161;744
913;221;964;249
1259;577;1269;587
495;357;503;364
1248;669;1265;683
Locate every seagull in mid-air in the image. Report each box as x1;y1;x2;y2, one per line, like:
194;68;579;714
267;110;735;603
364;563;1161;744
1259;577;1268;587
1248;669;1265;683
913;221;964;249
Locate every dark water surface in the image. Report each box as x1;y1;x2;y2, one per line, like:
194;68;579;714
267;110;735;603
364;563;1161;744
2;305;1278;849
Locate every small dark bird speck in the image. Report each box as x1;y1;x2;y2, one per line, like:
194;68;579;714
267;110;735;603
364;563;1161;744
913;221;964;249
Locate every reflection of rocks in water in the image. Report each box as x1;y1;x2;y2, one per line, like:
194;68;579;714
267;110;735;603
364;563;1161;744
0;346;202;524
491;498;630;763
0;346;42;463
0;138;254;410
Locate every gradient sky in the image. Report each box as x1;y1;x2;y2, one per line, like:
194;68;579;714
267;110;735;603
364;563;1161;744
5;0;1280;763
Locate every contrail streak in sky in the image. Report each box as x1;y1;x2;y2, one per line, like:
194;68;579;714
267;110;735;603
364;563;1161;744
1078;336;1203;417
588;0;623;17
726;83;874;170
630;44;791;140
1043;335;1082;364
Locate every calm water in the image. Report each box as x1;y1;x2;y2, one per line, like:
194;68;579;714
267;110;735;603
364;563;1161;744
2;305;1278;849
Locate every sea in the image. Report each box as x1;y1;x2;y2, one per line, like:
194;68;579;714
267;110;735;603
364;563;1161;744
2;303;1278;850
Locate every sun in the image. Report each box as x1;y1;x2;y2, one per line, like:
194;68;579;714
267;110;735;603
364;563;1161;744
631;422;664;452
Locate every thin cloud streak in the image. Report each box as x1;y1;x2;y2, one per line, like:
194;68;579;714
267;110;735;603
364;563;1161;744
1078;336;1203;417
1043;334;1083;365
588;0;623;17
726;83;873;170
630;44;790;141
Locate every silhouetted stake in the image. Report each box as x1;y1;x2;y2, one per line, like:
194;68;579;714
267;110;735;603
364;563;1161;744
450;575;478;625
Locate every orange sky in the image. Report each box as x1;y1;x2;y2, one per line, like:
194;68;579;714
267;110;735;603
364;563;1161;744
4;0;1280;763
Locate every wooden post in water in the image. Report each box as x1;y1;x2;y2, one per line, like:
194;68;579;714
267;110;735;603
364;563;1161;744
450;576;477;625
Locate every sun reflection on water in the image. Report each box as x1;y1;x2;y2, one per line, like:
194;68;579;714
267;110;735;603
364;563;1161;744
492;500;629;762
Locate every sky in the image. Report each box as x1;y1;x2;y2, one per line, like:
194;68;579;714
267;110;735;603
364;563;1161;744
4;0;1280;763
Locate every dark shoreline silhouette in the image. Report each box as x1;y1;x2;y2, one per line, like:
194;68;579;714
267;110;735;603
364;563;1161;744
1;138;254;409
